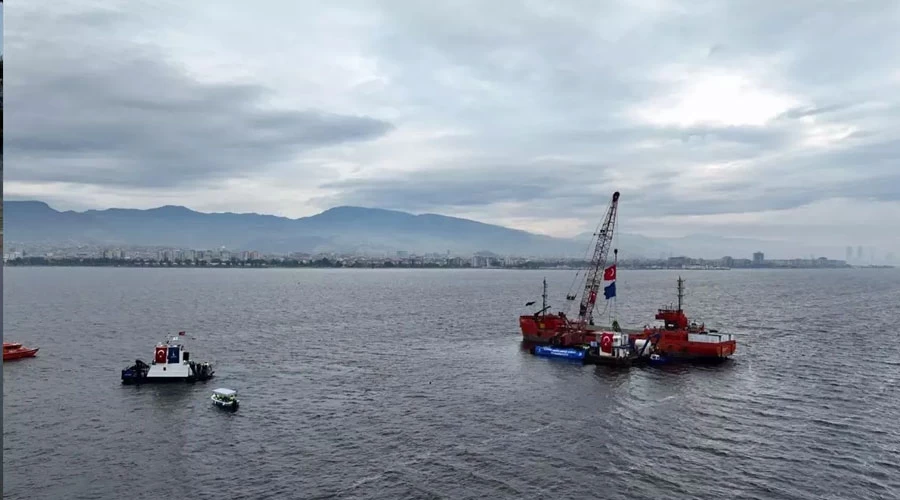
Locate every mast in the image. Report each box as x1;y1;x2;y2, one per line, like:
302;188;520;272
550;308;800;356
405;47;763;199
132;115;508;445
577;191;620;328
677;276;684;311
542;277;547;317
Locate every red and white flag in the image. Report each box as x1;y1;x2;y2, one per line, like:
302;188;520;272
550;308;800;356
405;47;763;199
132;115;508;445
600;332;614;354
603;265;616;281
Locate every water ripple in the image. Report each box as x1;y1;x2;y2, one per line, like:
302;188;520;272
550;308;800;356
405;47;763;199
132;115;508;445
4;268;899;499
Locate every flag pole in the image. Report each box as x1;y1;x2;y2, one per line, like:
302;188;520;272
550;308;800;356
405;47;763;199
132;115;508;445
612;249;617;327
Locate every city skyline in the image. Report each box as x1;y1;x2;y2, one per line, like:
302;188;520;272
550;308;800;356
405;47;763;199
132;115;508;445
3;241;877;269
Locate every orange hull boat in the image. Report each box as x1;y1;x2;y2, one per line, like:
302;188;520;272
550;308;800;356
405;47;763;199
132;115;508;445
3;342;39;361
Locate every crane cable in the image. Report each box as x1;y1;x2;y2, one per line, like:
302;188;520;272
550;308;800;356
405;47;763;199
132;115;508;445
564;217;603;316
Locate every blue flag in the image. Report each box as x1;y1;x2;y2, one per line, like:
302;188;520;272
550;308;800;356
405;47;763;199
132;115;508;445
604;282;616;299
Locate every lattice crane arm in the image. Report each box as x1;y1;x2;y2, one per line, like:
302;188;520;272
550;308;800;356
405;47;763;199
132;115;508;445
576;191;619;326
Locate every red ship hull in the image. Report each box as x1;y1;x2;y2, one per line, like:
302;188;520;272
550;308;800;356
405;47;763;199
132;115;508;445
519;314;642;347
519;314;736;362
3;342;39;361
519;314;569;344
630;329;736;361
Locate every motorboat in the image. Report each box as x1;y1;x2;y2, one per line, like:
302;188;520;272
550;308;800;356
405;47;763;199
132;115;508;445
4;342;39;361
211;388;239;411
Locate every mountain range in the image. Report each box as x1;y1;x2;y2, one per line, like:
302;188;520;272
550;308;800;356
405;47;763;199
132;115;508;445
2;200;844;259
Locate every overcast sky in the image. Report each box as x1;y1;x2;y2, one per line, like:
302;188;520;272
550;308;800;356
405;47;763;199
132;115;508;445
5;1;900;256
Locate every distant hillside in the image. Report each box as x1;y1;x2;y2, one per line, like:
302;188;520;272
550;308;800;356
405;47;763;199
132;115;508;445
3;200;846;259
3;201;584;256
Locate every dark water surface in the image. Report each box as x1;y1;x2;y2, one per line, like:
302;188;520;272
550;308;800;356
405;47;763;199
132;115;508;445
4;268;900;499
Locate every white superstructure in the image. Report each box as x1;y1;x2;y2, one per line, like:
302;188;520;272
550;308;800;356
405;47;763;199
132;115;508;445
146;336;193;379
121;332;214;384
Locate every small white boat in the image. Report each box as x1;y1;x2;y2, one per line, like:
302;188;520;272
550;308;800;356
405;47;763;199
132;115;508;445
211;388;239;411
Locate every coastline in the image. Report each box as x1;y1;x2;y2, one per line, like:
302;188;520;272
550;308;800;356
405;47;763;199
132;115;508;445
4;258;886;270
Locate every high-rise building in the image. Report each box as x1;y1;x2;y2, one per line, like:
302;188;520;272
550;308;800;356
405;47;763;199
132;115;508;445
857;246;864;260
846;246;853;262
752;252;764;265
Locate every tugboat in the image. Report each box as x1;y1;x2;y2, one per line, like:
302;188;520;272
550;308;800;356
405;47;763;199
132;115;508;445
629;277;737;363
121;332;215;384
3;342;39;361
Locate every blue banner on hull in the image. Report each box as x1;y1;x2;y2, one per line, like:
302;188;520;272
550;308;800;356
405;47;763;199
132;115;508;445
534;346;586;360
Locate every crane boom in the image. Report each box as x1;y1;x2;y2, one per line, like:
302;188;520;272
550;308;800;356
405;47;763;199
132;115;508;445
576;191;620;327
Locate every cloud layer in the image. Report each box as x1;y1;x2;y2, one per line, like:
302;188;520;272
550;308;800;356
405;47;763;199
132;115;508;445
6;3;393;190
5;1;900;258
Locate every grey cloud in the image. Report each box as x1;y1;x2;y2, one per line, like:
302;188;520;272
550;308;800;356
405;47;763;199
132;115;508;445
318;161;612;211
5;0;900;256
321;132;900;220
332;1;900;219
777;104;855;121
5;5;393;189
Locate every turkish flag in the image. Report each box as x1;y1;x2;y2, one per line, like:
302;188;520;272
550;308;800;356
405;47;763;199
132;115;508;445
603;265;616;281
600;332;614;354
155;346;167;363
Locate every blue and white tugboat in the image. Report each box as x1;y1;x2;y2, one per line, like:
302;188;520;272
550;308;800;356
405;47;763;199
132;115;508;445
121;332;215;384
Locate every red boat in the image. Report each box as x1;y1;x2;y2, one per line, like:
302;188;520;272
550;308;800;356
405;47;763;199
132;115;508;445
519;191;736;364
519;191;624;350
630;277;736;362
3;342;39;361
521;278;736;363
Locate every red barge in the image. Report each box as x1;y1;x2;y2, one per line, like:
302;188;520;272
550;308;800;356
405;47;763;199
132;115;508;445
518;191;736;365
